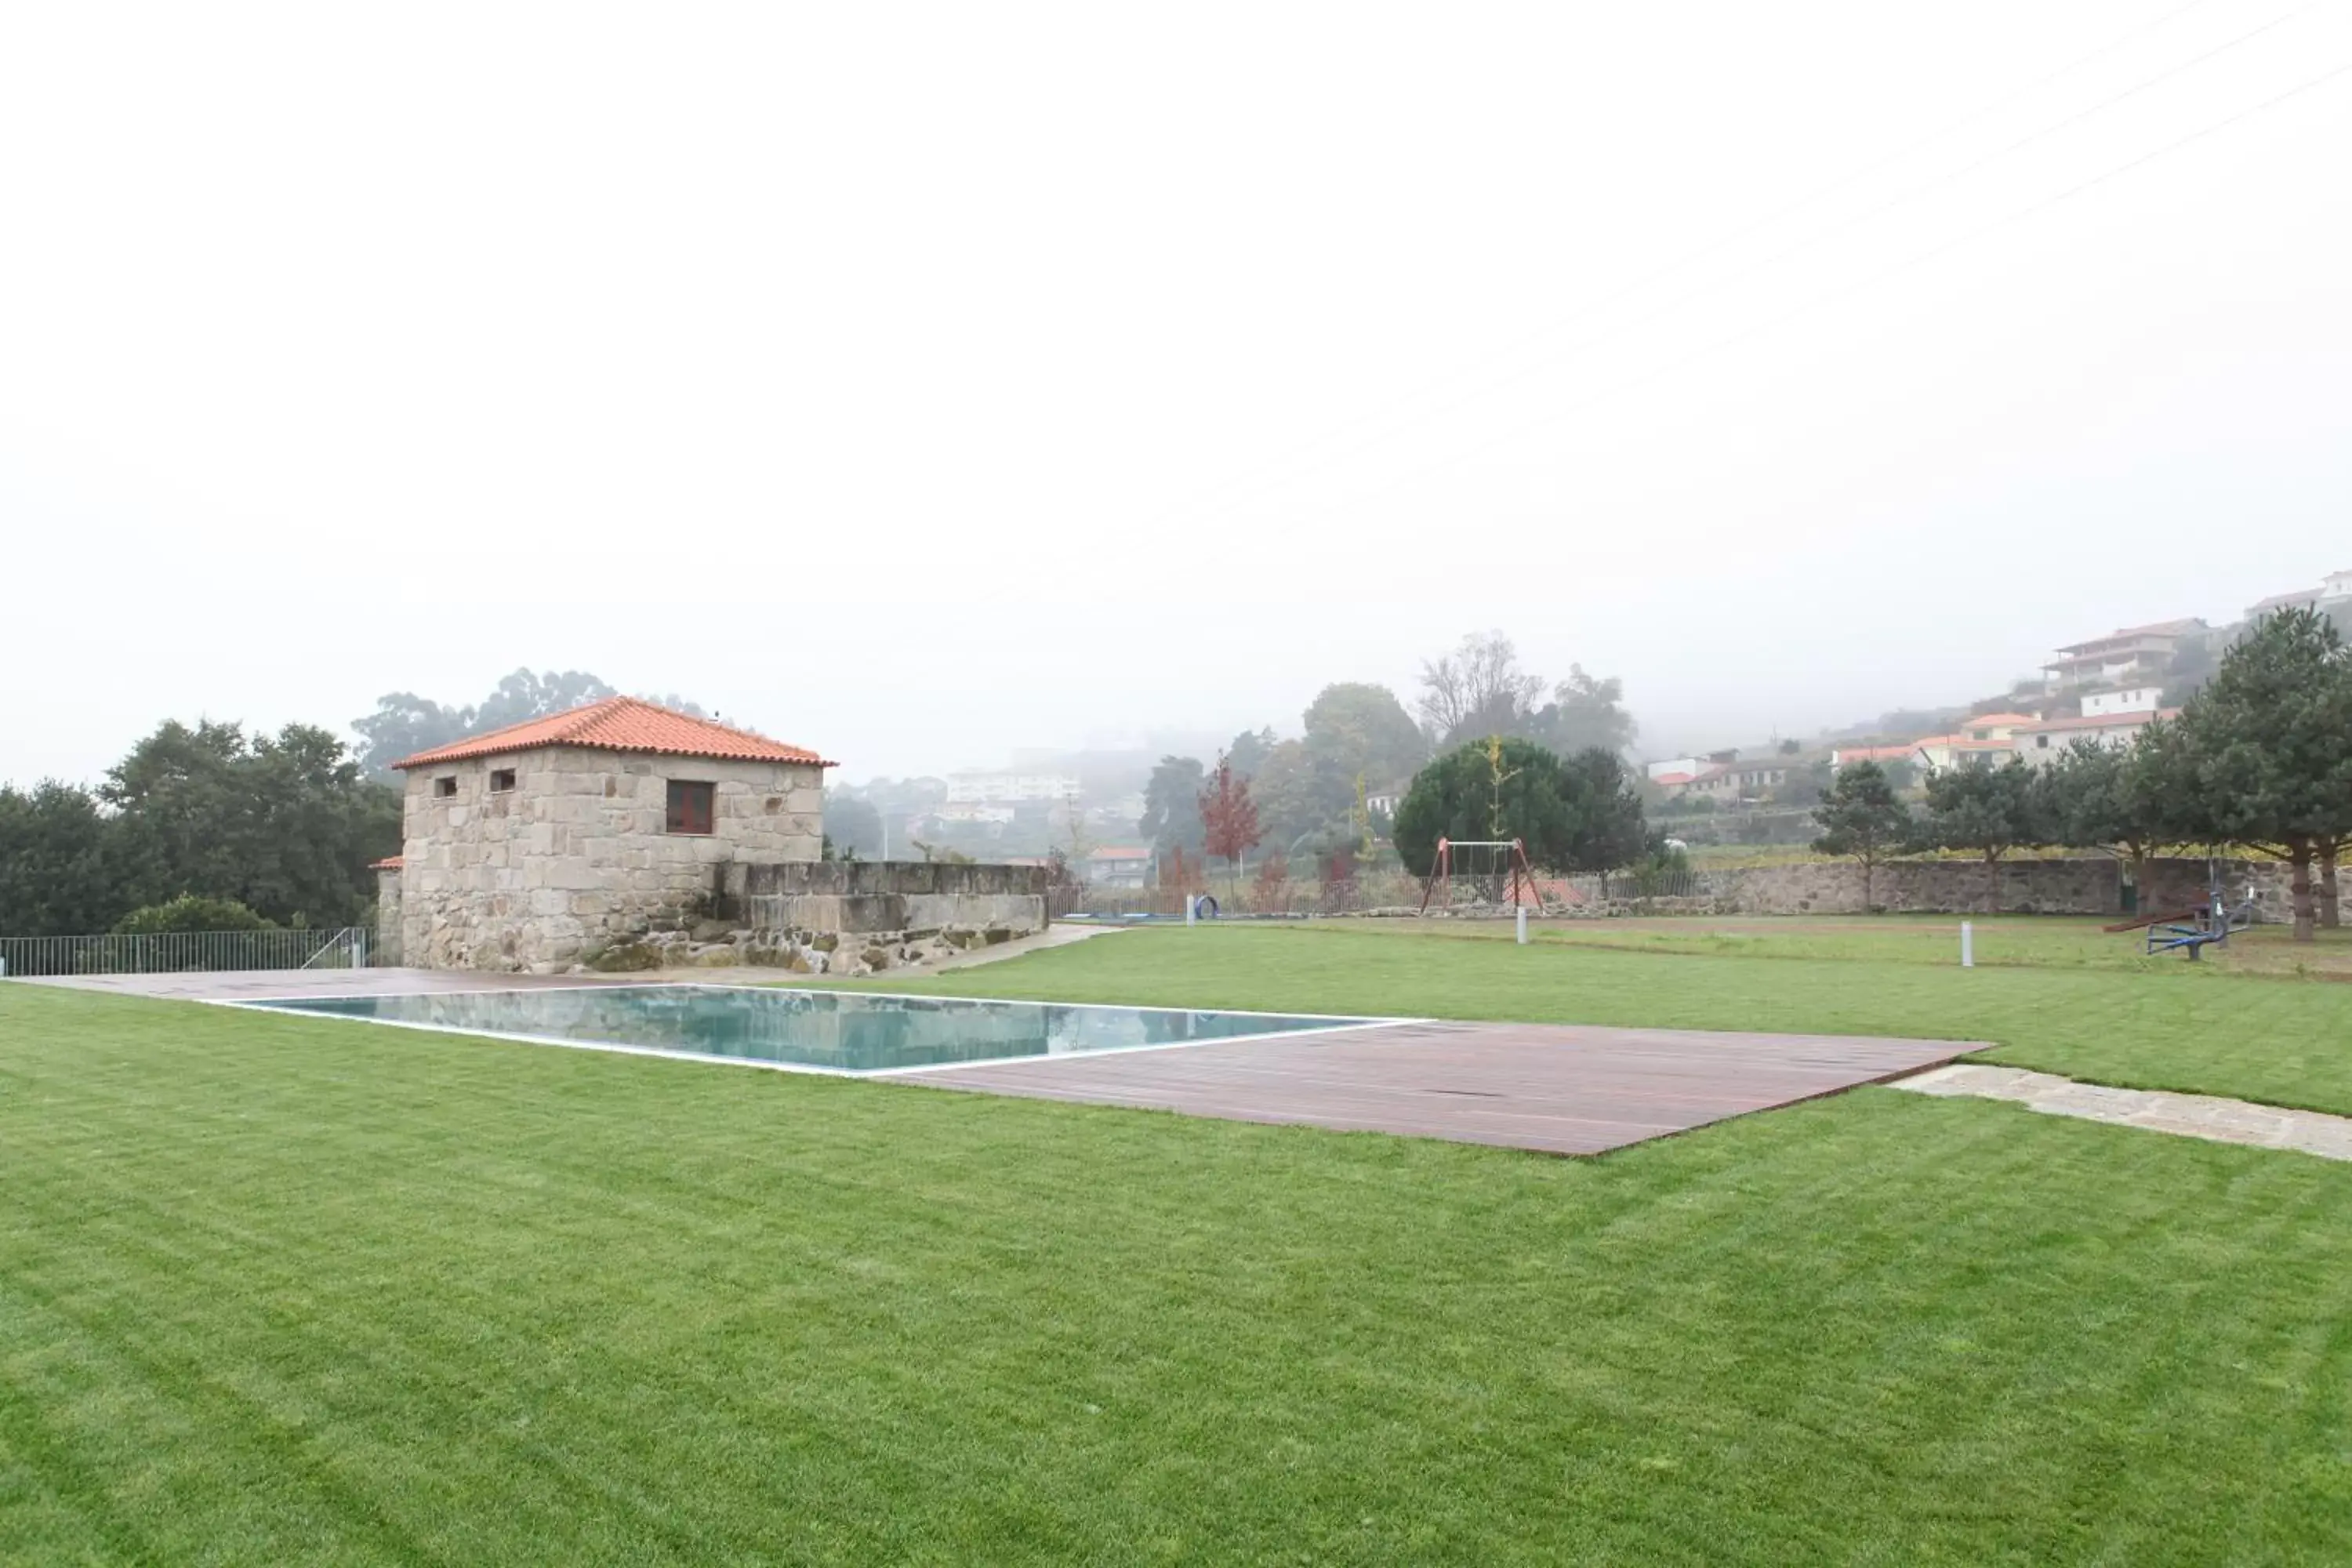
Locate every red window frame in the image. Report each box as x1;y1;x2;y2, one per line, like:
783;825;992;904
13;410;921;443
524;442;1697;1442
666;780;715;836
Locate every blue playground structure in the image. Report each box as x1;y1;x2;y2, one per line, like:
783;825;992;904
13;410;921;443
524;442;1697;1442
2141;866;2256;960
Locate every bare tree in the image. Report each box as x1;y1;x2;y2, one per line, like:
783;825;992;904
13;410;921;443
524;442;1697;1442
1415;631;1545;746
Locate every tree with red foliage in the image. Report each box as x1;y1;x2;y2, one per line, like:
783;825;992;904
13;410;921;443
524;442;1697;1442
1197;750;1263;899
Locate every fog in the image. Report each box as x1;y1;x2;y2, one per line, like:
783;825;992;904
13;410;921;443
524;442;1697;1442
4;1;2347;786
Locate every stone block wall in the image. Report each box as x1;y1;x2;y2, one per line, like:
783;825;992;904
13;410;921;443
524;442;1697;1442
740;862;1051;898
1615;855;2301;920
2138;857;2296;923
374;865;404;966
1709;858;2123;916
741;860;1049;936
399;746;824;972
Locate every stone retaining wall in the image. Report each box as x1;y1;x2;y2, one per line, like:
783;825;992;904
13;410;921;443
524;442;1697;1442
1708;858;2118;916
740;860;1049;936
586;920;1027;978
2138;857;2298;924
1611;855;2300;919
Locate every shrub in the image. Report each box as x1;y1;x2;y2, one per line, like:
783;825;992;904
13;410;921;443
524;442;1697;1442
113;895;276;935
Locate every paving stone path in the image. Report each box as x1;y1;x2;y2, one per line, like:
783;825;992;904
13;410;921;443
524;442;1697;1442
1893;1063;2352;1162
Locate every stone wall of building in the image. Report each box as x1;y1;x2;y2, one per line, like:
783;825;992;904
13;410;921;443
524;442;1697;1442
739;860;1050;936
374;866;404;966
399;746;824;971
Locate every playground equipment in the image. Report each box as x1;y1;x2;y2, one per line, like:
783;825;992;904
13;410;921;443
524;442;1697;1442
1417;838;1548;916
2132;865;2256;960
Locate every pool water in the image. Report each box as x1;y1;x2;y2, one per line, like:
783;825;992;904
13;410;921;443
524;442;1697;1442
240;986;1380;1074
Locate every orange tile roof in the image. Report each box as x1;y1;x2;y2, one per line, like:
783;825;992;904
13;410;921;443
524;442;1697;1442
2025;708;2180;733
368;855;405;870
2054;619;2205;653
391;696;835;770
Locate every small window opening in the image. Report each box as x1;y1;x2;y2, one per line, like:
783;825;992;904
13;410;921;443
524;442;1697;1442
489;768;517;793
666;780;715;835
434;776;458;799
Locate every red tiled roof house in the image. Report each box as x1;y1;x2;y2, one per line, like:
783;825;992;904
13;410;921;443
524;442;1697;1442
389;697;835;971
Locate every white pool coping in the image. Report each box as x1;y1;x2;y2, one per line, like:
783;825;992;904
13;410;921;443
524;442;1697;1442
208;983;1425;1080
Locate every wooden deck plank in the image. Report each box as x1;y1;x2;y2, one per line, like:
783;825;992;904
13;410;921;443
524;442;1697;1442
884;1022;1980;1155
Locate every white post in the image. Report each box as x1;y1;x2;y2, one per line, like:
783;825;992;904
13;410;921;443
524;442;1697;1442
1186;894;1197;927
1961;921;1974;968
1516;904;1529;946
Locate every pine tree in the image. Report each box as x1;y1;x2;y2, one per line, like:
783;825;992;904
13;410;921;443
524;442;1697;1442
1811;761;1910;909
2176;607;2352;942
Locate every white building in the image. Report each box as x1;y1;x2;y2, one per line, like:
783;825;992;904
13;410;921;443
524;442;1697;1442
1645;757;1701;781
2080;686;2161;718
932;801;1016;828
1085;846;1152;888
944;771;1081;804
2041;619;2205;691
2014;708;2180;765
1681;763;1789;799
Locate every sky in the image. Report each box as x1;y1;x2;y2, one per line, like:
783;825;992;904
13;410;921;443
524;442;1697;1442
4;0;2348;786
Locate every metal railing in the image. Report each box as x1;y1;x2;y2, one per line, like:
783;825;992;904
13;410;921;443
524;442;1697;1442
1554;869;1715;904
0;926;371;978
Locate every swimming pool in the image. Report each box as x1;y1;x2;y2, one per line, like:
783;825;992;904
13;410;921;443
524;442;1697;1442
234;985;1391;1075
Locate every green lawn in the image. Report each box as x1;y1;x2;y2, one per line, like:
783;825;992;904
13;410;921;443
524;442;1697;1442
860;924;2352;1117
2;982;2350;1563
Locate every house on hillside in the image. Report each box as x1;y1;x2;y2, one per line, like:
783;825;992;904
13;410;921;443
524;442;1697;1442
2247;572;2352;622
1085;845;1152;888
2016;707;2180;765
946;771;1080;804
1680;762;1788;800
390;696;834;971
2246;588;2322;620
2080;685;2161;718
2041;619;2206;692
1828;742;1918;772
1958;712;2038;742
1912;735;2011;773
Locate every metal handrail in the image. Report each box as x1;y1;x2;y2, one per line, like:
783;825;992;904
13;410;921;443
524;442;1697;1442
0;927;372;978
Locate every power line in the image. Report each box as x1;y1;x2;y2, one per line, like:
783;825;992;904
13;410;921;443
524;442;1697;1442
1167;0;2325;524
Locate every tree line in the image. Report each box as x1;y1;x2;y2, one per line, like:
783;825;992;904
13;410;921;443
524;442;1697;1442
2;667;693;938
1813;608;2352;940
0;722;400;937
1139;631;1637;869
351;669;706;778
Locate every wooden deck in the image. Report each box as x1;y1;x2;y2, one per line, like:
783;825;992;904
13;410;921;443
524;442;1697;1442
887;1021;1980;1155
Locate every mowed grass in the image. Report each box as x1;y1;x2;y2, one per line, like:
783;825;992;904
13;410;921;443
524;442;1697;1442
2;983;2350;1564
855;923;2352;1116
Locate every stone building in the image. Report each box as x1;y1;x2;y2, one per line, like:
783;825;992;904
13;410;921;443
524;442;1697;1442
390;697;833;971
